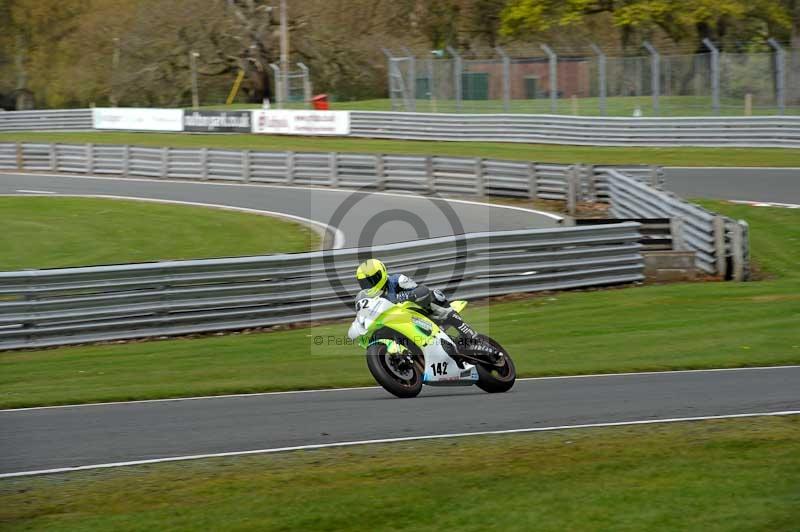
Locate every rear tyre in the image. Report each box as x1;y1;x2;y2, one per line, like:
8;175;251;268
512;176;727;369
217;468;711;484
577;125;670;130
474;335;516;393
366;342;423;398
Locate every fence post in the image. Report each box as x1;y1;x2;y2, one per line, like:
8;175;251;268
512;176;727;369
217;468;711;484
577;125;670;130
713;216;727;278
200;147;208;180
475;157;485;196
643;41;660;115
527;162;538;199
425;155;435;193
242;149;250;182
49;143;57;172
495;46;511;113
329;152;338;187
15;141;23;170
670;217;686;251
86;143;94;174
269;63;283;109
566;165;577;216
589;43;606;116
744;93;753;116
297;62;312;108
401;47;416;112
731;221;748;281
649;164;660;188
122;145;130;177
375;153;386;191
584;164;596;202
703;38;720;115
767;38;786;115
286;151;295;183
540;44;558;114
160;146;168;178
446;46;462;112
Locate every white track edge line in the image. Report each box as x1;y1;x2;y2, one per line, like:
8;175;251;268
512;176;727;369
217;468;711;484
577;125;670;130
15;189;55;194
3;365;798;413
2;410;798;479
0;193;345;249
0;170;565;221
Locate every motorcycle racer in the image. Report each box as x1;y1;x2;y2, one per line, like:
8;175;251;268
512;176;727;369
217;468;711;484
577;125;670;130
354;258;478;340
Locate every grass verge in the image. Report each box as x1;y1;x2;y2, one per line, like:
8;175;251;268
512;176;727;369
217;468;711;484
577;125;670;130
0;201;798;408
205;95;800;117
0;197;319;270
2;131;799;167
1;416;798;531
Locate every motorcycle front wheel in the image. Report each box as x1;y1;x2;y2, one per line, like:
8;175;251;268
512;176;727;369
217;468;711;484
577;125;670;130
366;342;423;398
474;334;516;393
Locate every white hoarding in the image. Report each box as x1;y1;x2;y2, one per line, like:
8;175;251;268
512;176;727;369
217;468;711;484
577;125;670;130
251;110;350;135
93;108;184;132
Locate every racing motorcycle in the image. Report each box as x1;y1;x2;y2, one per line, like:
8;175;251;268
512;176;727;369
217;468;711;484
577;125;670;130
347;296;516;398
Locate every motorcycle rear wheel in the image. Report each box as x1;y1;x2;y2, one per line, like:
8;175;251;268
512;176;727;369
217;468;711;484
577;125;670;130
474;335;516;393
366;343;423;398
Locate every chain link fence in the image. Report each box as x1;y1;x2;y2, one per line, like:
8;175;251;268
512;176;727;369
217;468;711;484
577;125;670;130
385;42;798;117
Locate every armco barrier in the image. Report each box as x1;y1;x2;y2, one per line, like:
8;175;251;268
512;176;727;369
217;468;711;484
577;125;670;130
0;109;92;131
0;141;748;279
604;169;749;278
0;224;643;350
0;142;656;203
0;108;798;147
349;112;800;148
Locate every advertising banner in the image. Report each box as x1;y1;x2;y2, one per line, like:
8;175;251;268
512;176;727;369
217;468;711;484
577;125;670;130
183;111;252;133
251;110;350;135
93;108;184;132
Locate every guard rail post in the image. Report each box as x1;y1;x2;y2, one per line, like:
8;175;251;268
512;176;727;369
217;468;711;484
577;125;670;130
527;162;538;199
242;150;250;182
200;148;209;180
16;141;23;170
713;216;727;278
329;152;338;187
122;145;130;177
584;164;596;202
375;153;386;190
670;217;686;251
475;157;485;196
649;165;660;188
86;144;94;174
49;143;57;172
425;156;435;193
286;151;295;183
566;165;578;216
732;222;746;281
160;147;168;178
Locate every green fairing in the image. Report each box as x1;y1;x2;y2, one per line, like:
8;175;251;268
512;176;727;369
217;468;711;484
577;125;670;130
360;300;470;349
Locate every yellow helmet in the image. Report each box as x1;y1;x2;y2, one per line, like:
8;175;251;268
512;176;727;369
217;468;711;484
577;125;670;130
356;259;388;297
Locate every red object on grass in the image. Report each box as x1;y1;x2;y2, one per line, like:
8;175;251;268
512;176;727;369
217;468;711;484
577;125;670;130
311;94;329;110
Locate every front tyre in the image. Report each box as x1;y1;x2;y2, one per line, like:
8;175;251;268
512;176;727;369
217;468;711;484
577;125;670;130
474;335;516;393
366;343;423;398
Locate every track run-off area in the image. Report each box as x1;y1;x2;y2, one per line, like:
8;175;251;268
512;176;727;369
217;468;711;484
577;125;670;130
1;167;798;480
1;366;799;477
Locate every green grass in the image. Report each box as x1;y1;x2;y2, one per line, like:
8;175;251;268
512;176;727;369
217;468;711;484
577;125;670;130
1;201;798;408
2;131;799;167
1;416;798;531
0;197;319;270
205;95;800;116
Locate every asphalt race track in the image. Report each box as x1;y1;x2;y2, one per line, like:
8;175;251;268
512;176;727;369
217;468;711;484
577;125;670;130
1;367;798;476
663;167;800;204
0;172;562;248
1;169;799;478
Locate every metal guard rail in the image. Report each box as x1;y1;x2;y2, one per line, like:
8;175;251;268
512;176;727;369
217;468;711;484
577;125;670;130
0;224;644;350
0;108;798;147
